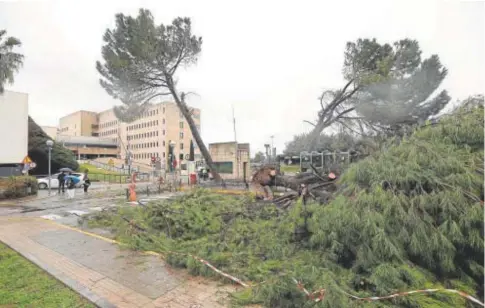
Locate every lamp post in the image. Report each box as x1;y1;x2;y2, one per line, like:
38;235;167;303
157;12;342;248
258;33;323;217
46;140;54;195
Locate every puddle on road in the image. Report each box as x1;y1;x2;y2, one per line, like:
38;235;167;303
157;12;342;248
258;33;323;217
0;206;22;216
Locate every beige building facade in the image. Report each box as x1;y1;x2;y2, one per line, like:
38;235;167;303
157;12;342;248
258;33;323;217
57;102;201;166
58;110;99;137
209;142;251;181
41;126;58;140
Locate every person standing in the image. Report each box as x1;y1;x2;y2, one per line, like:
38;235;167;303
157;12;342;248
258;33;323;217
57;172;66;194
82;170;91;193
64;172;80;199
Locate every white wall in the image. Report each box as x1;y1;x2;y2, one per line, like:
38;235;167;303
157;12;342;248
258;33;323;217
0;91;28;164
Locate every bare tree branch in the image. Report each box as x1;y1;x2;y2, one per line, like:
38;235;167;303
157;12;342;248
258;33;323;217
303;120;316;127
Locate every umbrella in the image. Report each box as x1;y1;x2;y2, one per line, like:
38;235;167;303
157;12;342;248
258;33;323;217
59;167;73;172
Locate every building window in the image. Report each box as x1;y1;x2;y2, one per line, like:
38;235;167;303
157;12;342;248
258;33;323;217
163;130;165;135
163;107;165;113
163;152;165;158
163;141;165;146
156;131;158;136
163;119;165;124
179;132;184;139
156;141;159;147
180;143;184;150
179;122;184;129
179;153;184;160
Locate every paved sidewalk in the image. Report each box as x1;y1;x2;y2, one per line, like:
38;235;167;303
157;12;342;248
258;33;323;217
0;217;240;308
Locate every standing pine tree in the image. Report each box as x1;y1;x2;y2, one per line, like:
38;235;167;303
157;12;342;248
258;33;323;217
349;39;451;133
96;9;221;180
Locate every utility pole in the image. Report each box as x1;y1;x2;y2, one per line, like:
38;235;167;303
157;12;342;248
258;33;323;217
232;105;237;143
233;105;239;179
270;135;274;163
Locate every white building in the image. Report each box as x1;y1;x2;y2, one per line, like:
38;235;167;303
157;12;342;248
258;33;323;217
0;90;29;176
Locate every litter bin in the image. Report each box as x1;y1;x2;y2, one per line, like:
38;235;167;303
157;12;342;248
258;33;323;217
189;173;197;185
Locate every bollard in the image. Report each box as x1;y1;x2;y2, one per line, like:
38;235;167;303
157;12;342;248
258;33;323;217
126;188;129;200
146;186;149;196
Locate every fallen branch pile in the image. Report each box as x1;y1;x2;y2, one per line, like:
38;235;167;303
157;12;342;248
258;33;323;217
251;163;340;206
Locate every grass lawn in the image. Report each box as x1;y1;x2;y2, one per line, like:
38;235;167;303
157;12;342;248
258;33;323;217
78;163;120;175
78;163;129;183
0;242;95;308
279;164;300;173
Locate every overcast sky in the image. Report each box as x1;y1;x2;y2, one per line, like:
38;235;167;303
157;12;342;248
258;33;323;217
1;0;483;154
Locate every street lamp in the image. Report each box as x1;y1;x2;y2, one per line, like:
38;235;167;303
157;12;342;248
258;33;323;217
46;140;54;195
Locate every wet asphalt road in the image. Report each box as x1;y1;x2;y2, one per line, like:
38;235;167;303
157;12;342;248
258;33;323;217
0;184;181;227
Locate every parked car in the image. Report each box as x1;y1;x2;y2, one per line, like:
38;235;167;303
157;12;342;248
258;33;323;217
37;173;85;189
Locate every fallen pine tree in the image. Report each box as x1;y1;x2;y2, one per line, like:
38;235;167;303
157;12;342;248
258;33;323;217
85;105;484;307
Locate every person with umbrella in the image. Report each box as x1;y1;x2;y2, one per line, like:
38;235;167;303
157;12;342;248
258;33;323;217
57;172;66;194
57;168;72;194
64;171;80;199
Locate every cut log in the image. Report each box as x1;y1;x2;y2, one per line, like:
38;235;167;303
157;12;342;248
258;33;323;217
250;164;339;206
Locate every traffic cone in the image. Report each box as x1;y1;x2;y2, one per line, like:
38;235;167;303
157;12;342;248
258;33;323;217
129;187;137;202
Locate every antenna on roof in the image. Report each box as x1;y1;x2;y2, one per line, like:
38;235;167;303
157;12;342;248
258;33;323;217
232;104;237;143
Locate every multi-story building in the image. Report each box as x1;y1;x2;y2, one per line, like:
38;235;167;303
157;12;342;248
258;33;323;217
58;110;99;137
57;102;201;166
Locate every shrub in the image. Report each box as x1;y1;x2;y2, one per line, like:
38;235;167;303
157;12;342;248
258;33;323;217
0;176;38;199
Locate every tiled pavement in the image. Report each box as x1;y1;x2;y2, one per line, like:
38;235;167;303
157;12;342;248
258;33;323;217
0;217;242;308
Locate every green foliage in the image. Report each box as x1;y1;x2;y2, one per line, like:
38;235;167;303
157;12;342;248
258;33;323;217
284;132;377;155
310;106;484;305
0;29;24;93
252;151;266;163
28;116;78;175
0;176;38;199
0;242;94;307
90;107;484;307
343;38;395;84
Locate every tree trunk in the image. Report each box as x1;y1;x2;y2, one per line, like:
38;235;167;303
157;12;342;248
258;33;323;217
307;119;327;151
166;78;222;181
274;174;323;191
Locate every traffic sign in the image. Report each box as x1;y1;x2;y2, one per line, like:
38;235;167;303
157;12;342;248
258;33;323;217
29;162;37;169
185;154;190;160
22;156;32;164
156;157;161;162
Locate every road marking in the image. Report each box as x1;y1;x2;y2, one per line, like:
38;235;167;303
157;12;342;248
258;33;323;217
40;214;62;220
88;207;103;211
